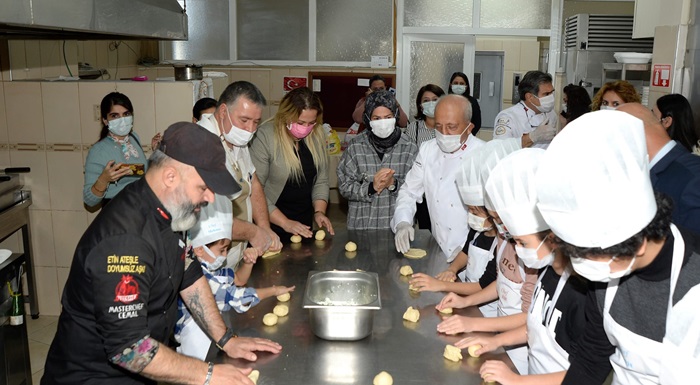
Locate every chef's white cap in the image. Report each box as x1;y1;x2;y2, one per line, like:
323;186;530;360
456;145;488;206
190;194;233;247
485;148;547;236
535;110;656;249
478;138;522;210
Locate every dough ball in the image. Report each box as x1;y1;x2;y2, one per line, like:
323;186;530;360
277;292;291;302
345;241;357;252
468;344;482;358
345;251;357;259
402;306;420;323
290;235;302;244
373;371;393;385
439;307;453;315
262;249;281;259
408;284;419;292
483;373;496;383
403;248;427;259
273;304;289;317
315;229;326;240
399;265;413;276
248;370;260;384
262;313;278;326
443;344;463;362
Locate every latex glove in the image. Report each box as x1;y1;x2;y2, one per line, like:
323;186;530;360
394;222;414;254
529;121;557;143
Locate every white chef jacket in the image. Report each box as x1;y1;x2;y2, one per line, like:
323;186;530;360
493;102;557;149
391;134;485;261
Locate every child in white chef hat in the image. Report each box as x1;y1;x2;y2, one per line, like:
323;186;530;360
175;194;294;360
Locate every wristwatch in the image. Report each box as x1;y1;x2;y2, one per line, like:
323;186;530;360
387;180;397;192
215;328;237;351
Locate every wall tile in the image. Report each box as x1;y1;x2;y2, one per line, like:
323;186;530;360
475;38;487;51
136;67;159;81
39;41;63;78
47;151;84;211
251;70;272;103
57;267;70;302
211;77;231;99
79;41;98;70
52;210;88;268
157;68;175;79
519;41;540;71
86;210;100;225
503;70;515;103
0;231;20;252
116;82;156;143
481;39;503;51
269;69;289;103
78;82;118;144
10;151;50;210
229;69;251;83
154;82;195;135
42;82;81;144
35;266;61;316
8;41;27;80
503;41;522;72
29;210;56;268
0;149;9;168
5;82;45;144
0;82;7;143
24;41;43;80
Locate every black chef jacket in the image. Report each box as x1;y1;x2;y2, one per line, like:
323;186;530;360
42;178;203;385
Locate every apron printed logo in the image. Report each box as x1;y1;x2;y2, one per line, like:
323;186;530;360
114;275;139;303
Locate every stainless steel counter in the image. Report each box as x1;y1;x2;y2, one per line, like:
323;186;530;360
218;229;514;384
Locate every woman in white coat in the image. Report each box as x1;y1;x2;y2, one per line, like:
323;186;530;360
457;149;588;384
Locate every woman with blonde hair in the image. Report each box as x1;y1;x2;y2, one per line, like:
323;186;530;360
250;87;333;242
591;80;640;111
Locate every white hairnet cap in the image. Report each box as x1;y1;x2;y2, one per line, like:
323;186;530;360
190;194;233;247
478;138;522;210
535;110;656;248
485;148;548;236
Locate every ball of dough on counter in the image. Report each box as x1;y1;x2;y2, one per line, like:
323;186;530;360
468;344;482;358
277;293;291;302
273;304;289;317
483;373;496;383
262;249;281;259
345;251;357;259
248;370;260;384
290;235;302;243
315;229;326;240
403;306;420;323
262;313;278;326
443;344;463;362
408;284;419;292
439;307;453;314
403;248;427;259
399;265;413;276
345;241;357;252
373;371;393;385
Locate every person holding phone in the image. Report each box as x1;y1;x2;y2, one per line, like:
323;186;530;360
83;92;148;208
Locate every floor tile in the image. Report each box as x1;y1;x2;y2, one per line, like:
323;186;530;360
26;315;58;335
28;340;50;376
28;321;58;345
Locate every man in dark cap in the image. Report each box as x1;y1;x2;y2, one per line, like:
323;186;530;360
42;122;281;385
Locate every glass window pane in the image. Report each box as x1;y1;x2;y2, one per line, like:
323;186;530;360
237;0;309;61
404;0;472;28
316;0;392;62
480;0;551;29
166;0;230;61
408;41;464;118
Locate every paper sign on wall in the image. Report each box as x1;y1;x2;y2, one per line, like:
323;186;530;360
371;56;390;68
283;76;307;92
652;64;671;88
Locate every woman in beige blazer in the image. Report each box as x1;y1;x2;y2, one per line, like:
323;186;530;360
250;87;333;243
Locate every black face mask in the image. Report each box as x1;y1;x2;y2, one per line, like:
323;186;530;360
367;126;401;154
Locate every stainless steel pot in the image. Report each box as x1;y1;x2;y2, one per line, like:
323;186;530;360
173;64;203;81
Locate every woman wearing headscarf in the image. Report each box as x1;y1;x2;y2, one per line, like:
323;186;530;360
337;90;418;229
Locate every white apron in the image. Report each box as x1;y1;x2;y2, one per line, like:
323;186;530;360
659;285;700;384
495;239;529;375
604;224;684;385
177;319;211;361
459;235;499;318
527;266;572;374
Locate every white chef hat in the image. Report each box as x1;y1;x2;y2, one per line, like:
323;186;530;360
485;148;547;236
478;138;522;211
535;110;656;249
189;194;233;247
456;145;489;206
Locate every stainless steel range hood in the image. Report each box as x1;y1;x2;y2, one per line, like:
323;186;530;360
0;0;188;40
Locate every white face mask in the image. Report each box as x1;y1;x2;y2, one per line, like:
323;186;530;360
570;255;636;282
108;116;133;136
451;84;467;95
435;124;470;153
369;118;396;139
421;100;438;118
600;105;618;111
515;237;554;269
562;103;567;113
201;245;228;271
493;221;511;240
223;109;255;146
536;93;555;113
199;113;214;122
467;212;492;232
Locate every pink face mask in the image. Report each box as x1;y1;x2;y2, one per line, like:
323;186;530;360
287;122;314;139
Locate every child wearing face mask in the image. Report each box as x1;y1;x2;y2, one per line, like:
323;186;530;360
174;195;294;360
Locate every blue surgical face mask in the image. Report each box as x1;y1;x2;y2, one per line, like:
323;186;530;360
108;116;133;136
201;245;227;271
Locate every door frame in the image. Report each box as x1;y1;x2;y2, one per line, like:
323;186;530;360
397;34;476;113
474;50;504;128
